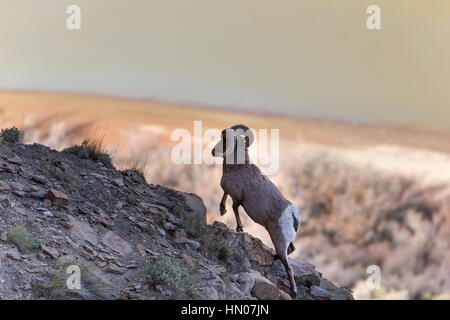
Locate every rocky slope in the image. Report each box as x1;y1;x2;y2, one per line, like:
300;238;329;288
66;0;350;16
0;141;353;300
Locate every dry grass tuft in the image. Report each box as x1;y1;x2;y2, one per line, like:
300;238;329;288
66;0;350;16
8;225;40;253
41;259;113;300
144;254;201;299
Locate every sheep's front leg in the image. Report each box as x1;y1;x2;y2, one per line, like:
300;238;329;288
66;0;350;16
219;192;228;215
232;201;244;232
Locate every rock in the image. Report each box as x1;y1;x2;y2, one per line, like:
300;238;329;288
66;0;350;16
135;222;148;231
31;175;46;184
6;248;21;261
7;154;22;165
91;214;112;227
47;189;69;207
317;279;354;300
40;210;54;218
271;258;321;287
182;193;207;221
242;257;251;270
186;239;201;250
173;230;188;244
78;205;94;215
66;237;81;250
237;272;256;294
163;222;177;231
0;196;11;208
310;285;331;300
41;245;59;259
0;182;11;193
212;221;228;232
215;232;274;267
60;220;74;229
13;190;26;197
249;269;291;300
42;199;52;208
279;290;293;300
107;263;124;274
252;281;282;300
203;286;220;300
102;231;132;256
27;190;46;199
115;201;124;209
136;243;147;257
67;216;98;245
113;178;125;187
178;193;207;236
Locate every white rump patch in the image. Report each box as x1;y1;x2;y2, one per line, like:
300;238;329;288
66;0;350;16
279;204;301;243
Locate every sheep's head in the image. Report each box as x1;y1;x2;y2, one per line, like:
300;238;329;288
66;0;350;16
211;124;254;164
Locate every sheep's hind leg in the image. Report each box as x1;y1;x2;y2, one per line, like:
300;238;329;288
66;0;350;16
220;192;228;215
232;201;244;232
274;240;297;298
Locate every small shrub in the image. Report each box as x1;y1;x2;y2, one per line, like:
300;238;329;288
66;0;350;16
49;167;76;187
217;246;230;262
8;225;39;253
81;159;95;170
41;260;112;300
155;218;165;228
145;255;201;299
0;126;22;143
63;139;112;167
206;240;230;262
127;154;149;182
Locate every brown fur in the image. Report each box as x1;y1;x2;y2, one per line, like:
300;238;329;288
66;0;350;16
212;125;300;297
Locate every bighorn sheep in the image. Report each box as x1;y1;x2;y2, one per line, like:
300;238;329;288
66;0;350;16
211;124;301;297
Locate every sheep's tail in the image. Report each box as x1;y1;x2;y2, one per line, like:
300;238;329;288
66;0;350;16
292;205;301;233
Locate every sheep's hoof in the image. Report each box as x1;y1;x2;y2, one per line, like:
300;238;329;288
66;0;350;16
236;226;243;232
220;206;227;215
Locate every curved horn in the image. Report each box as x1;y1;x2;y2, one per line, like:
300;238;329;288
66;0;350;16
229;124;254;146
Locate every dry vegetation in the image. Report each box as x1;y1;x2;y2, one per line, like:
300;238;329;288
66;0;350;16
280;155;450;299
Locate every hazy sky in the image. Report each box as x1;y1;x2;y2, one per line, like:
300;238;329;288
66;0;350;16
1;0;449;129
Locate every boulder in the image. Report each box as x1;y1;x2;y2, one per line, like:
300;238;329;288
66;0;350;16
236;272;255;294
67;215;98;245
310;285;331;300
249;269;292;300
102;231;132;256
213;229;275;267
47;189;69;207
